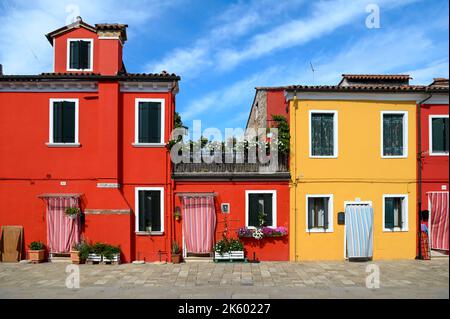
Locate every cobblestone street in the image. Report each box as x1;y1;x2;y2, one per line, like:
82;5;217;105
0;259;448;299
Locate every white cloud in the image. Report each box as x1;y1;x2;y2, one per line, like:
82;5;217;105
180;23;448;129
146;0;307;77
216;0;419;71
0;0;181;74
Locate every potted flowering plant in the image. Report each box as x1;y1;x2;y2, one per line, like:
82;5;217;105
28;241;46;263
65;207;81;219
214;237;244;261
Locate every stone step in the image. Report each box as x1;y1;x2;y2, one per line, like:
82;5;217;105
50;256;71;263
431;250;449;259
183;256;213;263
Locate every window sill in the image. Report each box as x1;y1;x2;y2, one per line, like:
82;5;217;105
383;228;408;233
135;231;164;236
429;152;449;156
67;68;93;72
132;143;166;148
309;156;338;159
381;155;407;159
306;228;334;233
46;143;80;148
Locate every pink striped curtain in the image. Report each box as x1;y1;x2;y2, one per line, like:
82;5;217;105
182;196;216;254
428;192;449;251
46;197;80;253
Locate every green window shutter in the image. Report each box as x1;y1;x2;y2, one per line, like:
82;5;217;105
138;102;161;143
53;102;63;143
385;198;395;229
311;114;322;156
138;103;149;143
62;101;75;143
263;194;273;227
138;191;146;232
149;191;161;232
148;103;161;143
307;198;314;229
383;114;403;156
78;40;90;69
432;118;449;153
69;41;79;69
248;194;259;227
312;113;334;156
323;197;329;230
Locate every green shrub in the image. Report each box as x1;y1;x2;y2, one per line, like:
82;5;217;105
29;241;45;250
73;241;91;260
229;238;244;252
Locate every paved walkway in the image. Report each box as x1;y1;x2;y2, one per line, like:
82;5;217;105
0;259;448;298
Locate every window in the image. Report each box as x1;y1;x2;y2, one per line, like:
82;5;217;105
383;195;408;231
245;190;276;228
134;98;165;146
48;99;79;146
381;111;408;158
135;187;164;234
309;111;338;157
67;39;93;71
306;195;334;232
429;115;449;155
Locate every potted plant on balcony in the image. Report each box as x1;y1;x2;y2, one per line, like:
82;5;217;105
171;241;181;264
28;241;45;263
71;241;90;264
65;207;81;219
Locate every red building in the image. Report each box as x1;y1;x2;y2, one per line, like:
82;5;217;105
0;18;290;263
419;78;449;255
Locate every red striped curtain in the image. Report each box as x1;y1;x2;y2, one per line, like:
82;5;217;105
46;196;81;253
182;196;216;254
428;192;449;251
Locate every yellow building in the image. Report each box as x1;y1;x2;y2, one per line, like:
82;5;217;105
287;74;425;261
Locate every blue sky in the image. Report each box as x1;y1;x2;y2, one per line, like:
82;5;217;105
0;0;448;132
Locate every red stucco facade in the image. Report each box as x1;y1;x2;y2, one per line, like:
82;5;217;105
0;19;290;263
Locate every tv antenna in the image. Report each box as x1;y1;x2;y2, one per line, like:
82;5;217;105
310;61;315;85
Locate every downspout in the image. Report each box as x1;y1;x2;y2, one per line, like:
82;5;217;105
292;90;298;261
416;90;432;260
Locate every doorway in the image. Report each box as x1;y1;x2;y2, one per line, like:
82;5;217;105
344;202;373;260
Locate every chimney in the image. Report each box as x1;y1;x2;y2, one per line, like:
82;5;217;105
0;64;3;75
95;24;128;75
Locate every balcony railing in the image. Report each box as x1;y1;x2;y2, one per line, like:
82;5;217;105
172;152;289;176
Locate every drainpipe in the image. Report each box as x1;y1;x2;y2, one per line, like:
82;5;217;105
292;90;298;261
416;91;432;260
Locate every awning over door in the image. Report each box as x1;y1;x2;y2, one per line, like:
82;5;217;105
179;193;216;254
428;191;449;251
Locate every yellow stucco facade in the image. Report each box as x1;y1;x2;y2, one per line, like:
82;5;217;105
289;97;417;261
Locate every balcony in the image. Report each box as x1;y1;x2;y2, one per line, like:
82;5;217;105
172;152;290;180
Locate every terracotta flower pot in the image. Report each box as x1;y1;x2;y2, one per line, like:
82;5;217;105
70;250;85;264
28;250;45;263
171;253;181;264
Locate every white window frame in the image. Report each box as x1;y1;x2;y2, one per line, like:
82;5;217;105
134;187;165;235
66;38;94;72
245;190;277;229
429;115;449;156
305;194;334;233
381;111;408;159
309;110;338;158
133;98;165;147
47;98;79;147
382;194;409;232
